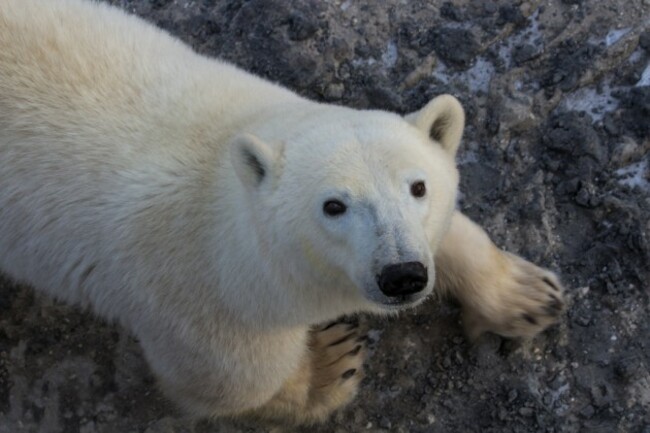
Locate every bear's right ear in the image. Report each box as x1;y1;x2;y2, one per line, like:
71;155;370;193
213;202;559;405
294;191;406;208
405;94;465;158
230;134;276;188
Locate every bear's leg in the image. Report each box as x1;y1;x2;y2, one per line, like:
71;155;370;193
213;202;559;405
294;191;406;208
244;322;366;425
435;211;566;340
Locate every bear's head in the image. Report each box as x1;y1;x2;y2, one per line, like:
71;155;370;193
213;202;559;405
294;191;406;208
230;95;464;319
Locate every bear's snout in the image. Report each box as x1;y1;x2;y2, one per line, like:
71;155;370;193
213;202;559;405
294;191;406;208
377;262;428;297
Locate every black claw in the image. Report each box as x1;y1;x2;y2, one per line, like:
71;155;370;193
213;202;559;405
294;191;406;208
320;321;339;331
543;276;561;292
544;306;561;317
346;322;360;331
348;345;362;356
548;294;564;311
342;368;357;380
522;313;538;325
328;332;357;347
356;335;369;344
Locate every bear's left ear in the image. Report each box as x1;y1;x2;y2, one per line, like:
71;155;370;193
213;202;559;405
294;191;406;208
230;133;277;189
405;94;465;158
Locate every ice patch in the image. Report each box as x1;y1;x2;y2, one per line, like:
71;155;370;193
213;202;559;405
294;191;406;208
628;49;644;64
605;28;631;47
562;83;619;122
431;56;494;93
351;41;398;69
443;21;474;31
431;61;451;85
616;159;650;190
637;63;650;87
351;57;376;67
498;45;512;68
464;57;496;93
382;41;398;69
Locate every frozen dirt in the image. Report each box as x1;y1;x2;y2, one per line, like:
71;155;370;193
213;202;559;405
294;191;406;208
1;0;649;432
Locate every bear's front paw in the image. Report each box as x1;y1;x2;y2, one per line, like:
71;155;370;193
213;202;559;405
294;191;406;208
305;321;367;420
462;251;566;340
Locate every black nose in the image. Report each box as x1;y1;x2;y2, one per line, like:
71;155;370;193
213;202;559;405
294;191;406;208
377;262;428;297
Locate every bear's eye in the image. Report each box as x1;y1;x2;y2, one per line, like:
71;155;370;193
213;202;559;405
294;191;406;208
410;181;426;198
323;199;347;217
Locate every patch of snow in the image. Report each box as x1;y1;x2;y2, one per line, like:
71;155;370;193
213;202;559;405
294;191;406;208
562;83;620;122
443;21;474;31
636;63;650;87
464;57;495;93
605;28;632;47
431;61;451;84
382;41;398;69
616;159;650;190
498;44;513;69
431;56;494;93
628;49;644;64
351;57;376;68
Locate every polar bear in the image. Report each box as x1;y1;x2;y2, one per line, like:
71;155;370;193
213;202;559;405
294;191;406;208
0;0;565;425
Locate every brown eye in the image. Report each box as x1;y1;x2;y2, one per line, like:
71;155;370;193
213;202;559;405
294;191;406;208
323;200;347;217
410;181;426;198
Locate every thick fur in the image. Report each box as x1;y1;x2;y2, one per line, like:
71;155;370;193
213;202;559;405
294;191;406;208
0;0;565;425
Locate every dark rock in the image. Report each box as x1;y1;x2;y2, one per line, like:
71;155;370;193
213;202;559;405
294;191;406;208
602;114;619;136
287;13;318;41
481;1;498;15
513;43;541;65
619;86;650;139
543;112;607;163
590;383;613;408
639;30;650;51
365;82;402;111
614;357;642;381
579;404;595;418
542;39;600;92
421;28;481;68
572;304;593;326
497;5;526;27
440;2;464;21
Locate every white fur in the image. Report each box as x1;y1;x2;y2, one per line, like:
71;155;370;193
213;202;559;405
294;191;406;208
0;0;462;417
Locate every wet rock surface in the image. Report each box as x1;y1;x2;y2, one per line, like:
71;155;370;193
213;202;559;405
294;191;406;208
1;0;649;432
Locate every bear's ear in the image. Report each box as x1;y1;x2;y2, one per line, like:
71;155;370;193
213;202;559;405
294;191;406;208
230;134;276;188
405;94;465;158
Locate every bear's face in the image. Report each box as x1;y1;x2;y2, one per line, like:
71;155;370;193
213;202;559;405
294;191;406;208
231;95;464;313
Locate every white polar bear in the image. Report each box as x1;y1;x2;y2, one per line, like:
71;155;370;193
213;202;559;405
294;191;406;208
0;0;565;425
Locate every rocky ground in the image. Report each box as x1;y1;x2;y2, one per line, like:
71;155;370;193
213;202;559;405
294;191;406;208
1;0;649;432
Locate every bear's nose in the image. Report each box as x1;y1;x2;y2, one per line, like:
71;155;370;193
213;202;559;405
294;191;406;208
377;262;428;297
